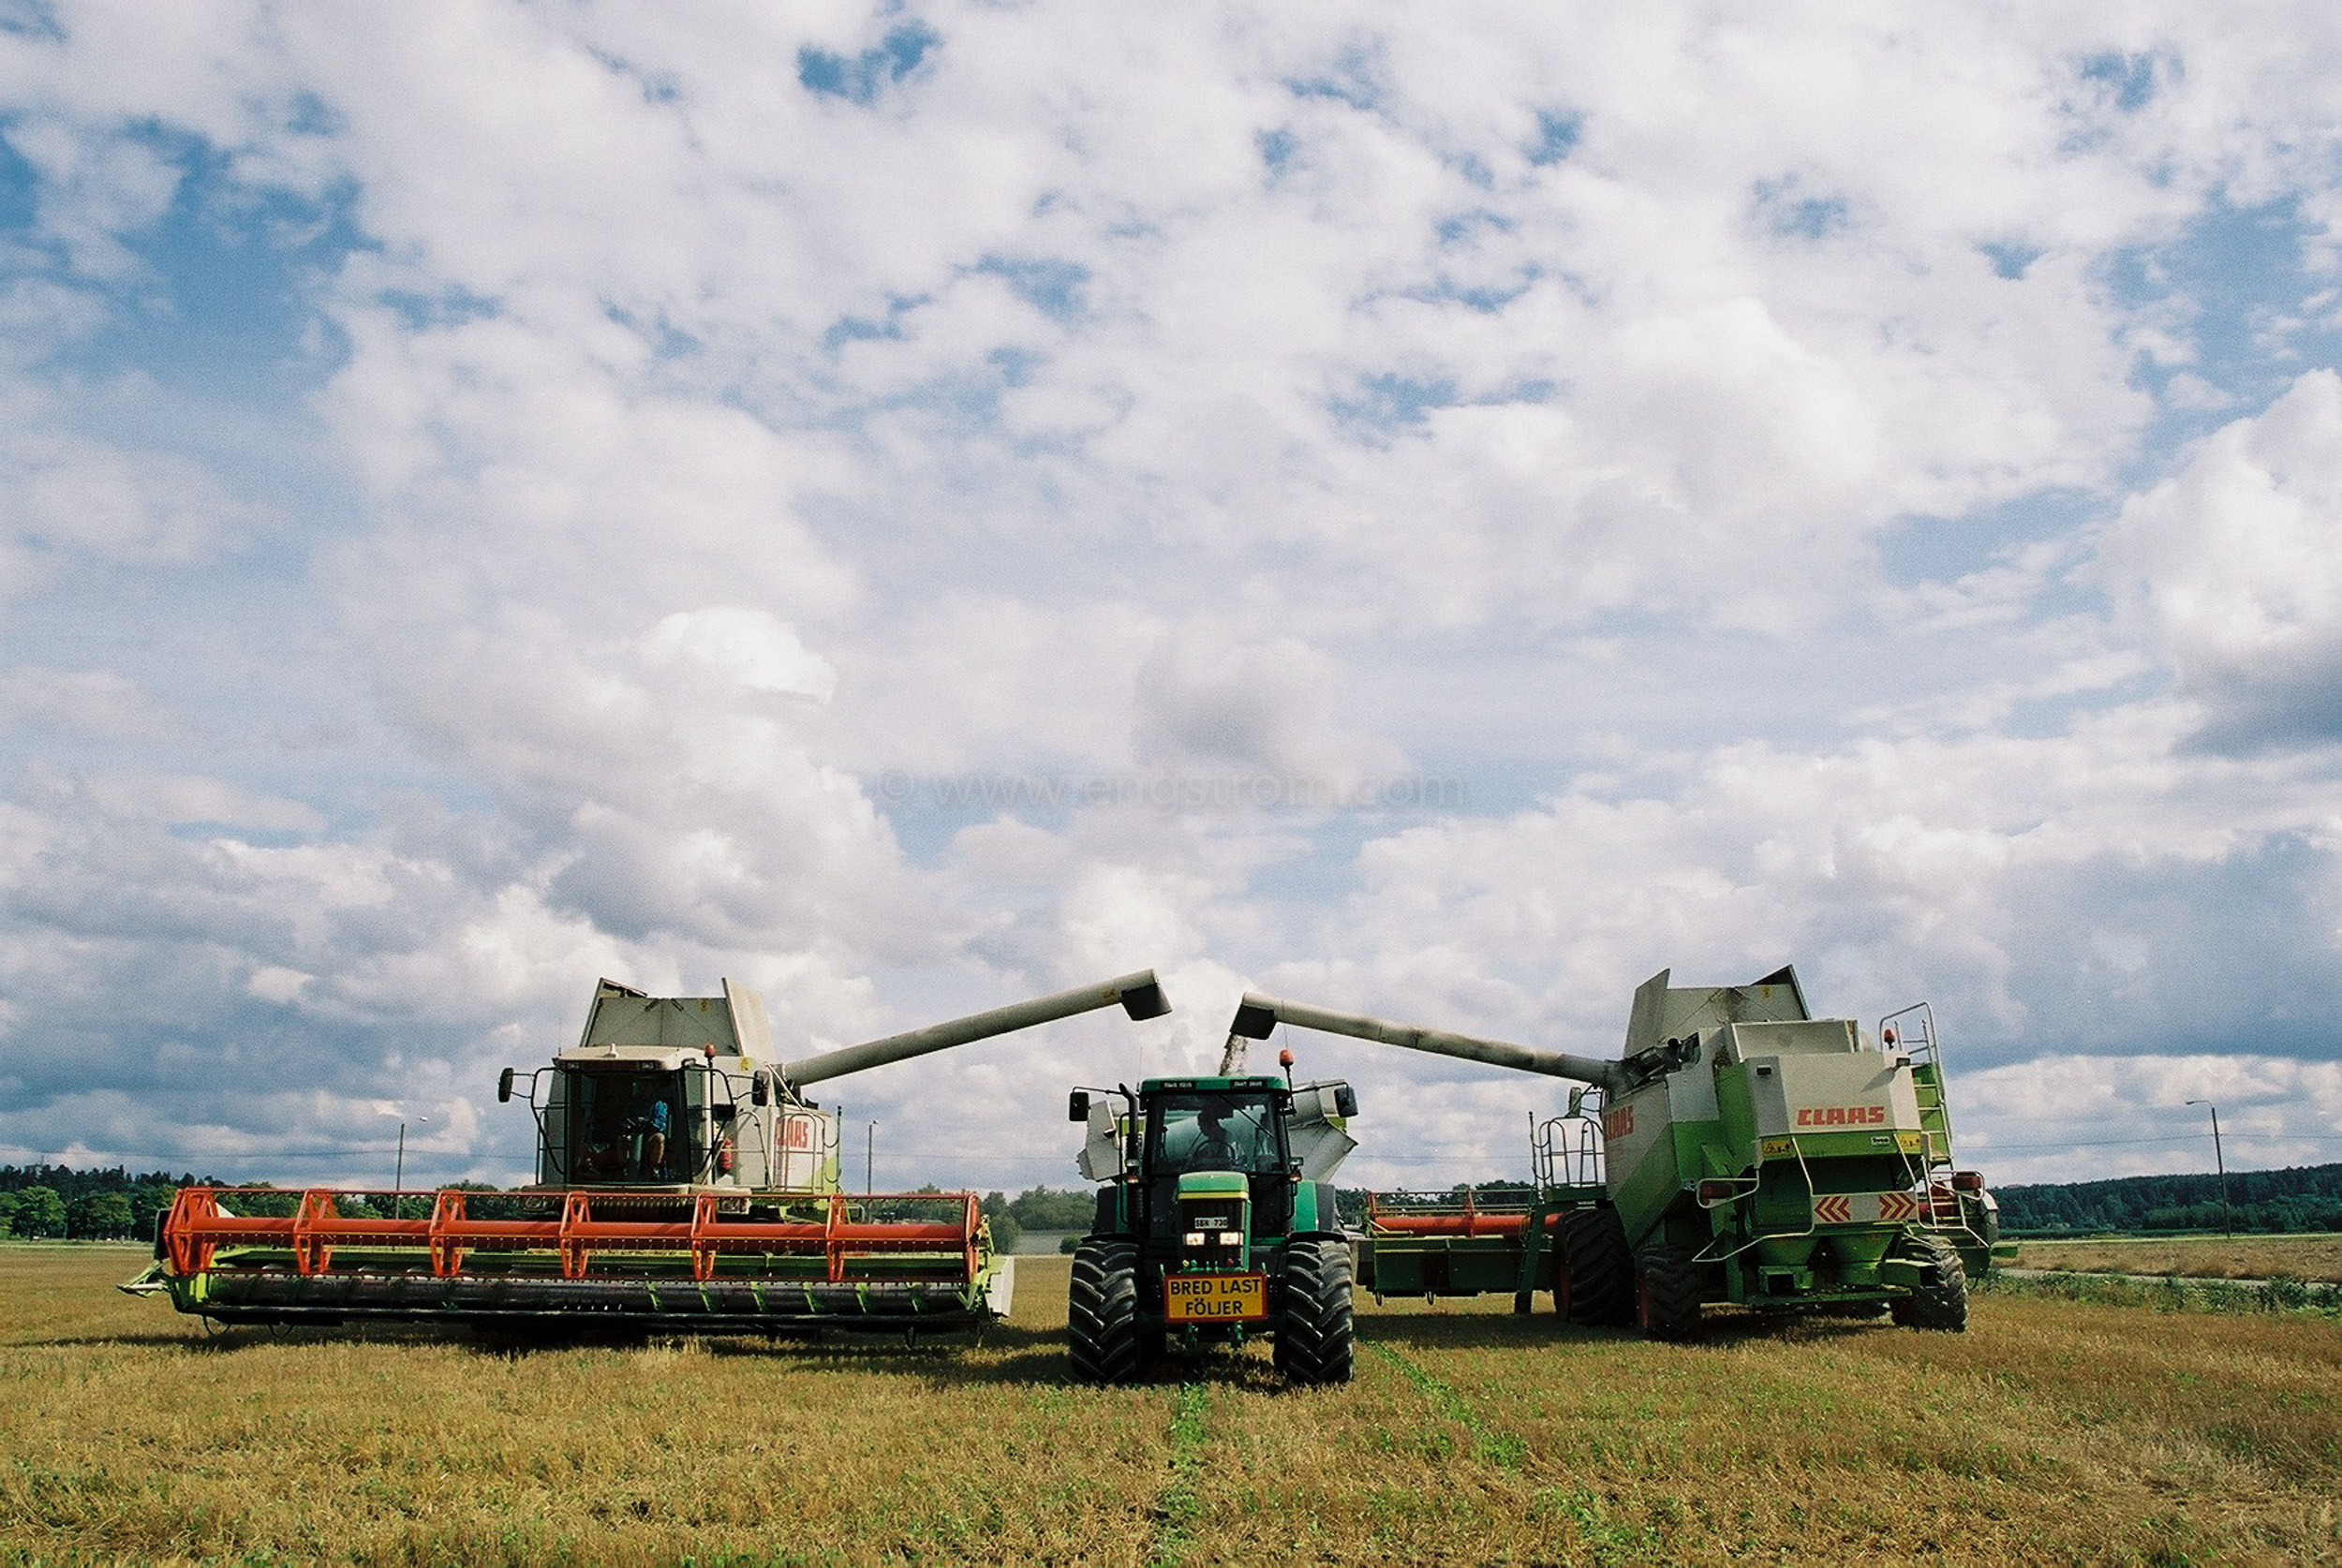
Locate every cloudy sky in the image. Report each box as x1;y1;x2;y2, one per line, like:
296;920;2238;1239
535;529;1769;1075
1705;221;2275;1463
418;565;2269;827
3;3;2338;1196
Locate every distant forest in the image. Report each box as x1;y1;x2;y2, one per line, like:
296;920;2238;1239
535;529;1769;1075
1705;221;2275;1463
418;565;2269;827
1992;1161;2342;1235
7;1161;2341;1240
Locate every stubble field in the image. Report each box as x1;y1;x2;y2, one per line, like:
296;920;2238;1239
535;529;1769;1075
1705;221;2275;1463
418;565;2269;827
3;1243;2338;1567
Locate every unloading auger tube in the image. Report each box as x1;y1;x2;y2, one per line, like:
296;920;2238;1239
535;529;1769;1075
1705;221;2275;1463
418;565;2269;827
782;969;1170;1087
125;969;1173;1338
1229;994;1625;1093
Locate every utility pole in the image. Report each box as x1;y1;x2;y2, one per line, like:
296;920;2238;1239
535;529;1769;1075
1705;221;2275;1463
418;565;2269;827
392;1114;427;1217
2186;1100;2230;1235
867;1119;878;1194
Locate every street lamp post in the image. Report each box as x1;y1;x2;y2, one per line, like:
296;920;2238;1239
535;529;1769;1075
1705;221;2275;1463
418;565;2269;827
2185;1100;2230;1235
867;1120;878;1194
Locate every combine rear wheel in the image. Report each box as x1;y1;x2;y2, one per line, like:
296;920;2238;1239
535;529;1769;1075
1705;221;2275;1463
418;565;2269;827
1635;1244;1704;1341
1561;1209;1633;1326
1889;1233;1968;1332
1272;1237;1355;1385
1068;1236;1143;1383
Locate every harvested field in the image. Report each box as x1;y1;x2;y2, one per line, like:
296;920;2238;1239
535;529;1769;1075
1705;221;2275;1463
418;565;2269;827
4;1242;2338;1566
2013;1232;2342;1283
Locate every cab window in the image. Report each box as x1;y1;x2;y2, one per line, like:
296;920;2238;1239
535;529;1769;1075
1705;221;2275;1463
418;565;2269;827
1148;1092;1284;1175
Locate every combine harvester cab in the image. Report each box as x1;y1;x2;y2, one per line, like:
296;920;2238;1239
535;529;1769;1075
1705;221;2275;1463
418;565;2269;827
1064;1048;1361;1385
130;970;1170;1339
1234;968;2013;1342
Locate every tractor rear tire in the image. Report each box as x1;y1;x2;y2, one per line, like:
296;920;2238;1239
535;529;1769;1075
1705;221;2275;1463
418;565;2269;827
1889;1233;1969;1332
1068;1236;1144;1383
1561;1208;1634;1326
1273;1237;1355;1385
1635;1243;1705;1341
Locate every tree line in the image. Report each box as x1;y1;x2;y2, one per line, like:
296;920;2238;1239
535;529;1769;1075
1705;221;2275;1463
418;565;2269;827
0;1165;206;1240
1993;1161;2342;1235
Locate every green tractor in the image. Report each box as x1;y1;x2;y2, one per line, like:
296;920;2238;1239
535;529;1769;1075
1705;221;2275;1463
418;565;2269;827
1064;1059;1359;1384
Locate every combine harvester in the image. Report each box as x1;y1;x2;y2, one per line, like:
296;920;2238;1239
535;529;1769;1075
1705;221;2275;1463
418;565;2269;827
1231;967;2010;1340
127;970;1168;1339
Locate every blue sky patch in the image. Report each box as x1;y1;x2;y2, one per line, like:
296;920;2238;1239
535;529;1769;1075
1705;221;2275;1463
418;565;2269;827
1980;240;2043;280
1257;126;1297;177
2080;51;2158;113
1754;175;1849;242
798;22;938;106
1328;372;1457;441
1283;48;1383;113
52;135;364;407
1528;111;1580;167
974;254;1089;322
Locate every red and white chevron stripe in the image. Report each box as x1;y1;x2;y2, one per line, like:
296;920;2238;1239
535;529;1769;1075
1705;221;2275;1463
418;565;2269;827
1812;1192;1922;1225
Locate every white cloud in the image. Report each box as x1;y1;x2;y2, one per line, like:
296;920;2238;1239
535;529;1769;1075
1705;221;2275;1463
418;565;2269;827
2102;368;2342;750
641;608;837;703
2;5;2341;1190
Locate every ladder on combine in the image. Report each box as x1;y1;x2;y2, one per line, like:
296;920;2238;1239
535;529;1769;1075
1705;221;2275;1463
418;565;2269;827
1881;1001;1962;1225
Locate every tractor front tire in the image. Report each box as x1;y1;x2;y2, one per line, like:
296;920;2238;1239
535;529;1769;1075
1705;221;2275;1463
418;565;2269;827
1561;1208;1634;1326
1635;1243;1705;1341
1273;1237;1355;1385
1068;1237;1144;1383
1889;1233;1969;1332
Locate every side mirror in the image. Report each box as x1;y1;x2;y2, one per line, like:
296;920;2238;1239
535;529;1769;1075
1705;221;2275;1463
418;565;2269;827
751;1071;770;1107
1566;1086;1586;1119
1067;1090;1090;1123
1334;1084;1358;1118
497;1067;515;1104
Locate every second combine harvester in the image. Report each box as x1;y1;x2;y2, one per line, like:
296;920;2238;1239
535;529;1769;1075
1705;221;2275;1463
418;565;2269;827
133;970;1169;1339
1234;967;2006;1340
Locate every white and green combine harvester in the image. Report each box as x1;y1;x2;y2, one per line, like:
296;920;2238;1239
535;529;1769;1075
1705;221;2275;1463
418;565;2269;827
128;970;1169;1339
1234;967;2010;1339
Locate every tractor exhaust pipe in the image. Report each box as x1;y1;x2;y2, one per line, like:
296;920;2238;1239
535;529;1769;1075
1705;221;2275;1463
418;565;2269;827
782;969;1172;1088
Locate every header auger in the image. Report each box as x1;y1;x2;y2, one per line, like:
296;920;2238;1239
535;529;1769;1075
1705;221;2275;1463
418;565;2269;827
128;971;1170;1339
1234;967;2009;1340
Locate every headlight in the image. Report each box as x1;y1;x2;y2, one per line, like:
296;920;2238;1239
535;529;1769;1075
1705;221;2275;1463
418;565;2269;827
1184;1232;1206;1248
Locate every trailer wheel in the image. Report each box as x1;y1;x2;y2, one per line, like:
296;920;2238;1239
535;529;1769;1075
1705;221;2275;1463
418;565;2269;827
1272;1237;1355;1385
1068;1236;1144;1383
1561;1209;1634;1326
1889;1233;1968;1333
1635;1244;1704;1341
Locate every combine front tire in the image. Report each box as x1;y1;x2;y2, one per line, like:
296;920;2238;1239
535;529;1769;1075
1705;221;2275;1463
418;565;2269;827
1273;1237;1355;1385
1561;1209;1634;1326
1635;1244;1704;1341
1890;1234;1968;1333
1068;1237;1143;1383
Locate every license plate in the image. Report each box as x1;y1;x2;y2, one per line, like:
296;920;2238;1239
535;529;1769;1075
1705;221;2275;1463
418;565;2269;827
1164;1271;1267;1322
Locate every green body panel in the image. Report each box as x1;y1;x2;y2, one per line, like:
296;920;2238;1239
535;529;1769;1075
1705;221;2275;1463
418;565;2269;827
1361;1235;1551;1296
1354;1181;1605;1303
1289;1179;1326;1234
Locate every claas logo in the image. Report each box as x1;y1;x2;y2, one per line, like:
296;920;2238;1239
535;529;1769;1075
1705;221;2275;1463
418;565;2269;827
1795;1105;1887;1127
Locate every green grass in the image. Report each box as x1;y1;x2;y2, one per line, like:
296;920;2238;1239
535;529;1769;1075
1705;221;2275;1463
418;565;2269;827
4;1245;2340;1565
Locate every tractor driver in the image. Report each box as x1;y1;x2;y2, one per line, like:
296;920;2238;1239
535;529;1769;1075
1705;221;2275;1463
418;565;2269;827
1192;1103;1235;1170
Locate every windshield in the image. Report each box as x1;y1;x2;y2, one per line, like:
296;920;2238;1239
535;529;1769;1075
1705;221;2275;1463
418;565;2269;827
565;1068;691;1183
1147;1090;1284;1175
